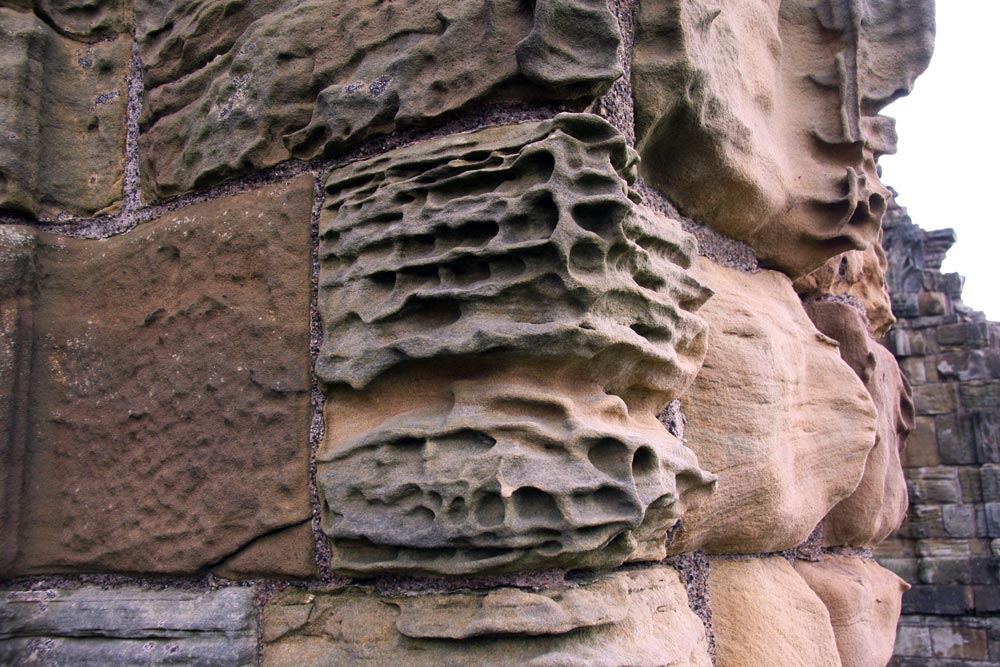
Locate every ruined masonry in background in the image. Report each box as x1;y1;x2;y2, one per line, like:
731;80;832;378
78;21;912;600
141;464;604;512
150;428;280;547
0;0;942;665
876;199;1000;667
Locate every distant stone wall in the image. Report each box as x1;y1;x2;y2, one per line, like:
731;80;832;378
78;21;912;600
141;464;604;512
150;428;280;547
1;1;937;665
877;198;1000;667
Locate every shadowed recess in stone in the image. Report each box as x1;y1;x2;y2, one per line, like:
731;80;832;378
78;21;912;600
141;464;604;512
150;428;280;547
316;114;715;575
806;300;914;547
0;5;129;218
0;177;314;578
136;0;622;199
262;567;712;666
670;258;877;555
632;0;934;277
795;232;896;337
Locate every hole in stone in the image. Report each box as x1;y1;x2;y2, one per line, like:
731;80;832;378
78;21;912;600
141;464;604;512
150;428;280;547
474;491;505;527
569;239;605;273
592;486;639;515
512;487;562;524
632;446;658;478
571;199;625;238
370;271;397;290
406;506;436;528
587;438;631;479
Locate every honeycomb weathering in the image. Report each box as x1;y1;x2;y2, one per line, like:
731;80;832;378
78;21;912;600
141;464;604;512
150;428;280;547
316;114;715;574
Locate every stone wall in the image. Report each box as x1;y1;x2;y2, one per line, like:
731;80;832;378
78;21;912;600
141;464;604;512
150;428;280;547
877;199;1000;667
1;1;937;665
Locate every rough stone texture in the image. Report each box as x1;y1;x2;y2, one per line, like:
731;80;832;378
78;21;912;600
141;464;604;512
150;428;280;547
136;0;623;199
0;586;257;666
796;237;896;337
316;114;716;575
806;300;914;547
670;257;877;554
0;5;130;218
632;0;934;277
876;196;1000;667
797;556;910;667
0;176;314;577
263;566;713;666
709;557;842;667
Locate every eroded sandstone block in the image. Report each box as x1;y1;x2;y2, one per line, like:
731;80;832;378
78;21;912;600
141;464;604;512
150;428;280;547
2;0;131;38
0;586;257;667
795;237;896;337
136;0;622;199
796;556;909;667
710;557;842;667
316;114;716;575
633;0;934;277
806;300;914;547
0;6;129;218
263;567;712;666
0;176;314;577
669;258;877;554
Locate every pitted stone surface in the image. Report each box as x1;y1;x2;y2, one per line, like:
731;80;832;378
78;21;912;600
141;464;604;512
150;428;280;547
632;0;934;277
316;114;716;575
136;0;622;199
797;556;909;667
806;300;914;547
710;557;842;667
0;6;129;218
670;258;877;554
0;586;257;667
263;567;712;666
0;176;313;577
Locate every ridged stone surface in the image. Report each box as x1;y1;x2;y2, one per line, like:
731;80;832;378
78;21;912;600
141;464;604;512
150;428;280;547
632;0;934;277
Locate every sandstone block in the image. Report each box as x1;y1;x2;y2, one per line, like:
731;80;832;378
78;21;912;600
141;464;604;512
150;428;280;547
262;567;712;667
0;6;129;218
796;556;909;667
670;259;877;554
315;115;716;575
805;301;913;546
0;586;257;667
633;0;933;277
959;381;1000;410
904;416;940;467
709;557;842;667
136;0;623;198
0;176;314;577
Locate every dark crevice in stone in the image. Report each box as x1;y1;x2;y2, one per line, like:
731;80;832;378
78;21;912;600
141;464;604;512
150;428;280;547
636;179;760;273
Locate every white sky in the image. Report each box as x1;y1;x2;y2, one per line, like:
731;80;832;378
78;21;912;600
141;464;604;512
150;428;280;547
879;2;1000;320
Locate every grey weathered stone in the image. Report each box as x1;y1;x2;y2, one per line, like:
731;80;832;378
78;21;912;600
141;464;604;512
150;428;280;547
0;586;257;667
